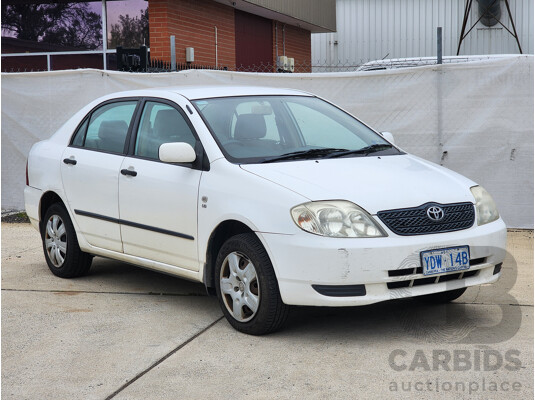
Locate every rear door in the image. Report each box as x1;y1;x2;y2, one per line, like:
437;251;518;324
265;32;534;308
61;99;139;252
118;98;202;270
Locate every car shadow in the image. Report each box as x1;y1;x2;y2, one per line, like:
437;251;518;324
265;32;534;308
279;296;519;345
83;257;208;296
85;258;520;344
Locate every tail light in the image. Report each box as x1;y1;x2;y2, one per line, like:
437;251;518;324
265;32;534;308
26;160;29;186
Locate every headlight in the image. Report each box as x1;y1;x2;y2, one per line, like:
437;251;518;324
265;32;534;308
470;186;499;225
291;201;387;238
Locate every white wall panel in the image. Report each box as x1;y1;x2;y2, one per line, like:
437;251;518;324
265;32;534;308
312;0;533;65
2;57;533;227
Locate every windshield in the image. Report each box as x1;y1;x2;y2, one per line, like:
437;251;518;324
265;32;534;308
192;95;401;164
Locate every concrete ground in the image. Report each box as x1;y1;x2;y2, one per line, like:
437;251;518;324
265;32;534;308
2;223;533;400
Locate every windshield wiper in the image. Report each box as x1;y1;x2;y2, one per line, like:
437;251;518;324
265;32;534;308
326;143;394;158
261;148;349;163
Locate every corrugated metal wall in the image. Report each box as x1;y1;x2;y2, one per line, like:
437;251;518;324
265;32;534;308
312;0;533;65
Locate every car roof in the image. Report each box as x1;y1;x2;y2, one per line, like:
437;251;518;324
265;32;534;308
109;86;313;101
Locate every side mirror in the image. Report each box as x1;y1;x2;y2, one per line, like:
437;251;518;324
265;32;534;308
159;142;196;163
380;131;395;145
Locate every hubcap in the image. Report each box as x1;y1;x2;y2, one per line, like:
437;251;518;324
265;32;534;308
220;252;260;322
45;214;67;268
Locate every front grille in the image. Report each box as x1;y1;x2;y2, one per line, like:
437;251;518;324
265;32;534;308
493;263;502;275
387;257;486;278
386;258;485;290
377;202;475;236
386;270;479;289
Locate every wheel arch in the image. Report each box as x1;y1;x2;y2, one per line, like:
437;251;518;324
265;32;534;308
39;191;67;233
203;219;256;295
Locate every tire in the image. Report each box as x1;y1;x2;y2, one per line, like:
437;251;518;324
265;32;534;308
417;287;467;303
215;233;289;335
41;203;92;278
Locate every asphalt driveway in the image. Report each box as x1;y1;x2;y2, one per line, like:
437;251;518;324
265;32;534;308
2;223;533;399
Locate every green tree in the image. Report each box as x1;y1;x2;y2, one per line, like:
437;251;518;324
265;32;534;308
1;3;102;49
109;9;149;49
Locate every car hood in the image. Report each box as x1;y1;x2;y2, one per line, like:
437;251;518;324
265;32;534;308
240;154;476;214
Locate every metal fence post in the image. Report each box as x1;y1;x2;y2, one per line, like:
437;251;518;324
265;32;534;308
170;35;176;71
436;26;444;164
437;27;443;65
102;0;108;70
140;45;148;71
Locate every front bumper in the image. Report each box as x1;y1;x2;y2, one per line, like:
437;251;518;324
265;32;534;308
259;219;507;306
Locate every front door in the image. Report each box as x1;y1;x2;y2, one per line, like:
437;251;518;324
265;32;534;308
118;99;202;270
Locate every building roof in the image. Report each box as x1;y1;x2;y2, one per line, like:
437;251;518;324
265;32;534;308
213;0;336;32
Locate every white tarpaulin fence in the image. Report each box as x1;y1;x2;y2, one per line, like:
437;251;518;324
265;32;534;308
2;56;533;228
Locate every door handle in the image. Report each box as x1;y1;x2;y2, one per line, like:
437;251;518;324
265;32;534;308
63;158;77;165
121;168;137;177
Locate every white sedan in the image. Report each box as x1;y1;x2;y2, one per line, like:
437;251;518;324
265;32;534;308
24;86;506;335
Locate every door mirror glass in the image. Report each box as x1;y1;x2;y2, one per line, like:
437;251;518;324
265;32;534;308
159;142;196;163
380;131;395;145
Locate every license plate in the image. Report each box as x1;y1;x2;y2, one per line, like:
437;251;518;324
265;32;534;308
420;246;470;276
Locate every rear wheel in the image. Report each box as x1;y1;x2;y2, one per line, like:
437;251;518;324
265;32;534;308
215;233;289;335
417;287;467;303
41;203;92;278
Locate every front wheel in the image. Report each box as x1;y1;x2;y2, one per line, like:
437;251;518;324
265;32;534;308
41;203;92;278
215;233;289;335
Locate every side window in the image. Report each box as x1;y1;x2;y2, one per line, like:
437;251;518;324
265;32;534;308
286;102;367;149
83;101;137;154
135;102;196;160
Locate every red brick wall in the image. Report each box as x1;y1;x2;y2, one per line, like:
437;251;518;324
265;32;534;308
272;22;311;72
149;0;235;69
149;0;311;72
147;0;169;60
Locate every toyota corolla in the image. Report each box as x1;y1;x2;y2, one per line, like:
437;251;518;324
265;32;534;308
24;86;506;335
